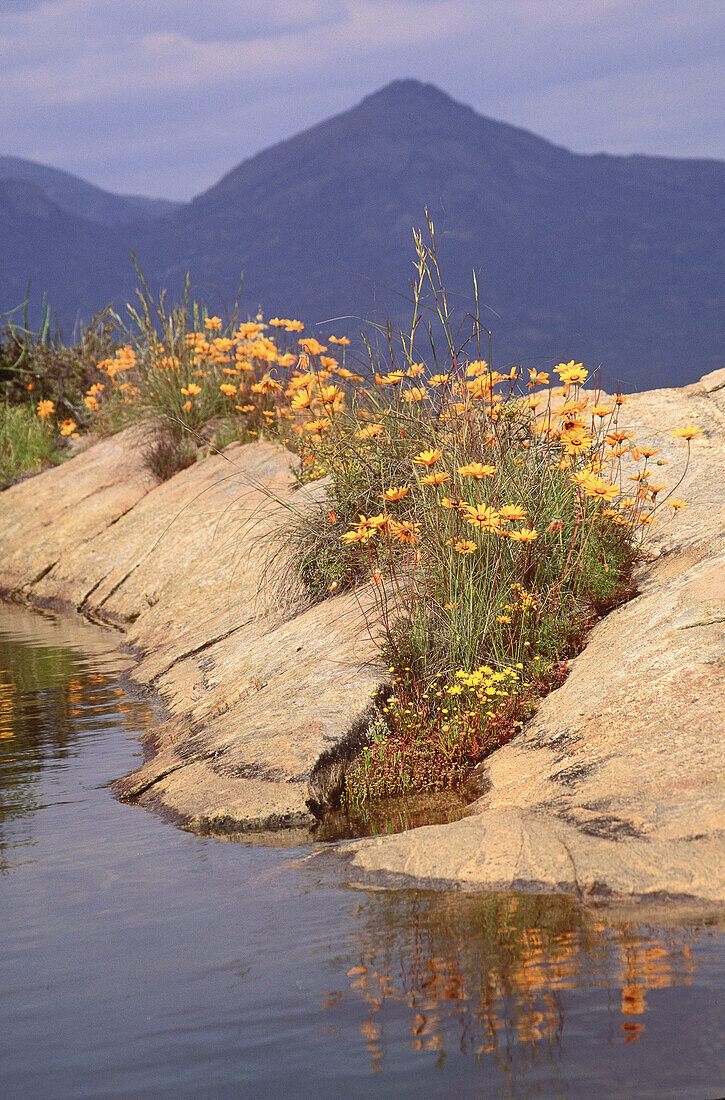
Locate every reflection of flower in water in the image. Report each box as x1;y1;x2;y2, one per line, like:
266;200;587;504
328;891;702;1073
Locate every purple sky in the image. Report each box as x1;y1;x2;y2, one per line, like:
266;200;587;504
1;0;722;200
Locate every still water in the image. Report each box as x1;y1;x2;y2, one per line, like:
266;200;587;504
1;604;723;1098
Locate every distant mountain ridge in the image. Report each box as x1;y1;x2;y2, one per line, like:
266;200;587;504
1;80;722;389
0;156;179;225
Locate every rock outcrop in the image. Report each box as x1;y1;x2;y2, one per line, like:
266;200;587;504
1;369;723;901
0;430;384;832
342;369;725;902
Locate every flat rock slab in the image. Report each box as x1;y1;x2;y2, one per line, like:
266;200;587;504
339;370;725;903
0;429;385;831
2;370;724;901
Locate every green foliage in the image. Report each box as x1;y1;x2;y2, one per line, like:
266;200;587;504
0;303;118;428
0;403;60;488
279;217;646;805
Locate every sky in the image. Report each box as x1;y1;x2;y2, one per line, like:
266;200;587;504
1;0;722;201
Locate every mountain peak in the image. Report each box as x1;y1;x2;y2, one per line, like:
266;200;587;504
360;78;457;107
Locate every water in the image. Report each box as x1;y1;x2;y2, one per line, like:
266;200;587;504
1;603;723;1098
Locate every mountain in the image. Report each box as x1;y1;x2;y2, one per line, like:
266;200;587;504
0;180;137;334
0;157;179;225
1;81;722;390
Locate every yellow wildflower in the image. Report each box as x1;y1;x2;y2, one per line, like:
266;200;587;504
236;321;266;339
298;337;327;356
303;417;331;434
499;504;527;521
458;462;495;479
581;475;619;502
413;448;443;467
402;386;427;403
383;485;410;502
380;370;405;386
672;424;704;440
251;375;282;394
555;360;588;385
465;504;501;532
356;424;384;439
291;389;312;410
388;519;420;545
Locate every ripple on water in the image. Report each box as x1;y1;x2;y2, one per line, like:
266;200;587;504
0;602;723;1098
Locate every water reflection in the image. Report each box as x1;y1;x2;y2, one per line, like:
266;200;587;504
327;889;707;1076
1;605;723;1096
0;614;142;872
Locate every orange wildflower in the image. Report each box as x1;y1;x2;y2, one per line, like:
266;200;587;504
388;519;420;545
402;386;427;403
555;360;588;385
458;462;495;479
298;337;327;356
413;448;443;467
672;424;704;439
464;504;501;532
303;418;331;434
382;486;410;502
251;375;282;394
499;504;526;521
380;370;405;386
291;390;312;410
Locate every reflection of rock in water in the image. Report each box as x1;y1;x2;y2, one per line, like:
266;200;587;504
327;889;700;1074
314;791;469;842
0;613;145;871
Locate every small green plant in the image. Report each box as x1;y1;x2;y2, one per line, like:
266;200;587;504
0;403;60;487
0;299;118;426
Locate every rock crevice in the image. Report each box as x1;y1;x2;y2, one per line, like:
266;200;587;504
1;369;724;901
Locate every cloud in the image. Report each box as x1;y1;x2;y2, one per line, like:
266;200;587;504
0;0;721;198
